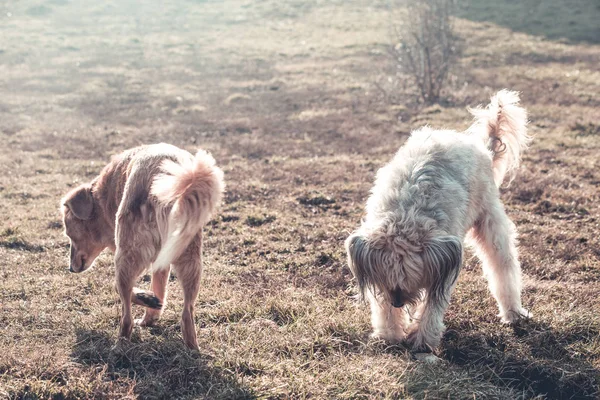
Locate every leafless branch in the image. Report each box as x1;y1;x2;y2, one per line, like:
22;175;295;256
391;0;461;103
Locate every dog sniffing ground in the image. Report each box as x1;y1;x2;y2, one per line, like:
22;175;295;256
1;0;599;398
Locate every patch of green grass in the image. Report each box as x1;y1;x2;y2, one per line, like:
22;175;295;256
458;0;600;43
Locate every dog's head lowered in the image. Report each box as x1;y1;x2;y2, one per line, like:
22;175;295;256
345;231;462;307
61;184;110;273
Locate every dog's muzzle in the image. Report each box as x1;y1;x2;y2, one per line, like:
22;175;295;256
391;287;405;308
69;256;86;273
392;299;404;308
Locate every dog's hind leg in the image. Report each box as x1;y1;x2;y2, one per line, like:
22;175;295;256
114;205;158;340
172;233;202;350
115;248;150;340
368;291;409;342
135;267;170;327
469;200;531;323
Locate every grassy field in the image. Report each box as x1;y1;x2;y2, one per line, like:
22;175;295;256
1;0;599;398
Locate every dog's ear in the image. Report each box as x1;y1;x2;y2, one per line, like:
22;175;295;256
345;233;389;300
423;236;462;304
346;233;368;297
63;185;94;220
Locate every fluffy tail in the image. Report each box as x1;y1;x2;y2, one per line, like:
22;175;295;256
468;90;531;186
150;149;225;271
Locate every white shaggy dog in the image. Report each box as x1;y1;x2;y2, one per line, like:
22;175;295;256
345;90;532;351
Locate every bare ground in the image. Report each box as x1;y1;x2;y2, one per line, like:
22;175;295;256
0;0;599;398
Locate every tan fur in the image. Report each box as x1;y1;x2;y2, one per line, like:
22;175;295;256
151;149;224;271
61;143;225;350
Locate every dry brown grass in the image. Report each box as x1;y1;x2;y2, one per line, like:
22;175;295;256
1;0;599;398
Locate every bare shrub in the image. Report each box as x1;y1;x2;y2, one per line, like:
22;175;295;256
392;0;462;104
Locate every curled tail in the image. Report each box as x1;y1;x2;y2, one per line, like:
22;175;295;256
150;149;225;271
469;90;531;186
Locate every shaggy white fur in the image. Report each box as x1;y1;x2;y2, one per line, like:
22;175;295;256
345;90;532;351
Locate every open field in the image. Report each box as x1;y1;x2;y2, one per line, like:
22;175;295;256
1;0;599;398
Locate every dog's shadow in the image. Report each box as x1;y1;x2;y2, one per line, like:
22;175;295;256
439;319;600;399
71;328;255;399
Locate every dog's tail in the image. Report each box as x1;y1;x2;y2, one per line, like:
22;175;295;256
150;149;224;271
469;90;531;186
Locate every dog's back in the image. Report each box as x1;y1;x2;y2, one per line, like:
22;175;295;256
365;129;487;242
364;90;529;243
113;144;223;267
94;144;188;220
93;143;223;270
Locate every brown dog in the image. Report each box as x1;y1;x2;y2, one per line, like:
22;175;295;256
61;143;224;350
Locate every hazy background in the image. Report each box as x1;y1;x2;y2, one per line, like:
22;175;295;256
1;1;599;398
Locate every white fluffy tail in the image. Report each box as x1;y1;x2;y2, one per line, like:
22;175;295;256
150;149;225;271
468;90;531;186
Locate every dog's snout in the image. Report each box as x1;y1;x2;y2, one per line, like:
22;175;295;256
391;299;404;308
391;287;405;308
68;245;87;273
392;299;404;308
69;261;80;273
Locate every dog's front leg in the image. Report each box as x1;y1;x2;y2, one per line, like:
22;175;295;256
172;233;203;351
405;296;447;351
367;291;409;342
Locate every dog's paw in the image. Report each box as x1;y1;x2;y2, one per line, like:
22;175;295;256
412;352;442;364
135;292;163;310
134;317;157;327
371;329;404;343
404;322;445;352
500;308;532;324
404;330;435;353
